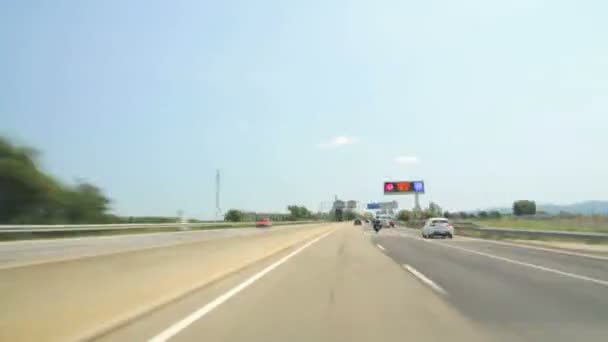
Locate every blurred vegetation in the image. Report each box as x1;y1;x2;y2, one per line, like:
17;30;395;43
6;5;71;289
394;196;608;234
1;136;112;224
224;209;244;222
396;202;446;223
513;200;536;216
0;136;333;226
0;136;195;225
397;209;412;222
111;216;180;223
327;208;356;221
223;207;324;222
287;205;313;220
343;210;357;221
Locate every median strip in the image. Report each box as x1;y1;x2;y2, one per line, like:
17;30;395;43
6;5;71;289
0;223;336;342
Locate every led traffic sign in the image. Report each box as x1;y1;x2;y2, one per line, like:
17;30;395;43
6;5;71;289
383;180;425;195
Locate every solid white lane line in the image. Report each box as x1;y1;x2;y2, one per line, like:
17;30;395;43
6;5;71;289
148;229;335;342
454;236;608;261
402;264;447;296
376;244;386;251
402;235;608;287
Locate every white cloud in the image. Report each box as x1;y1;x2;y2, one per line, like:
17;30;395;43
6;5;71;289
318;136;357;148
394;155;418;165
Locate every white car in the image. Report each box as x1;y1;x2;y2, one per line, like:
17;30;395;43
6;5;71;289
376;215;395;228
422;218;454;239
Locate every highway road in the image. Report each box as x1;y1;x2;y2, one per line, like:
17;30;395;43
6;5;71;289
0;225;308;269
94;224;608;342
374;228;608;342
4;223;607;341
96;223;498;342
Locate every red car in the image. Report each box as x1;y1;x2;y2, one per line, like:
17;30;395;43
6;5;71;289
256;217;272;227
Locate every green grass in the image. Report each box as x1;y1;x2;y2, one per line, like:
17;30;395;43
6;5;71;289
474;217;608;234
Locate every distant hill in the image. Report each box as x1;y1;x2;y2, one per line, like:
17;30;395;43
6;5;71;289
477;207;512;214
538;201;608;215
478;201;608;215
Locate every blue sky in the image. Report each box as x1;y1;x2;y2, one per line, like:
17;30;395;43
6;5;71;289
2;0;607;218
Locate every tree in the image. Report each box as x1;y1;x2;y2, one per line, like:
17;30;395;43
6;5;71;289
478;210;488;219
332;208;344;221
419;209;433;219
428;202;442;217
62;182;111;223
362;212;374;220
287;205;312;220
488;210;502;219
224;209;244;222
0;137;56;222
513;200;536;216
315;212;331;221
443;211;451;218
343;210;357;221
397;209;412;222
458;212;469;219
0;136;116;224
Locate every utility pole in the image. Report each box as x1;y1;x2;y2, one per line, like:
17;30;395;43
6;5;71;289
215;169;221;221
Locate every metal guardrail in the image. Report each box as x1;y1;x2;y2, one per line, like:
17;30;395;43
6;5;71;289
458;225;608;242
0;221;320;233
455;221;608;242
0;223;222;233
401;220;608;242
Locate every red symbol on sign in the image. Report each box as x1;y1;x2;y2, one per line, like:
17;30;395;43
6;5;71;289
385;183;394;191
396;182;411;192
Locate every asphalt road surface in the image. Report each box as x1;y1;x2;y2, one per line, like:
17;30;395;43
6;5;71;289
18;223;605;341
374;227;608;342
0;226;297;269
90;222;608;342
95;223;496;342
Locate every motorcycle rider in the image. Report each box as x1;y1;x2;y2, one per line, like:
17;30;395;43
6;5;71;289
372;218;382;233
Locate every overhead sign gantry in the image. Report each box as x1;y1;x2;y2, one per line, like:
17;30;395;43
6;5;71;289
382;180;425;212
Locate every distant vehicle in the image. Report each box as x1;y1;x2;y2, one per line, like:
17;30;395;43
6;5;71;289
422;218;454;239
376;215;395;228
353;218;362;225
256;217;272;227
372;219;382;233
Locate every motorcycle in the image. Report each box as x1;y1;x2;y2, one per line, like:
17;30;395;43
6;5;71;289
373;220;382;233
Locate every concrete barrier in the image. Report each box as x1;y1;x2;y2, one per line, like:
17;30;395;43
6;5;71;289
0;223;337;342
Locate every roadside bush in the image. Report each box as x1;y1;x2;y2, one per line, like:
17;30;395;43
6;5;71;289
224;209;244;222
513;200;536;216
397;210;412;222
488;210;502;219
